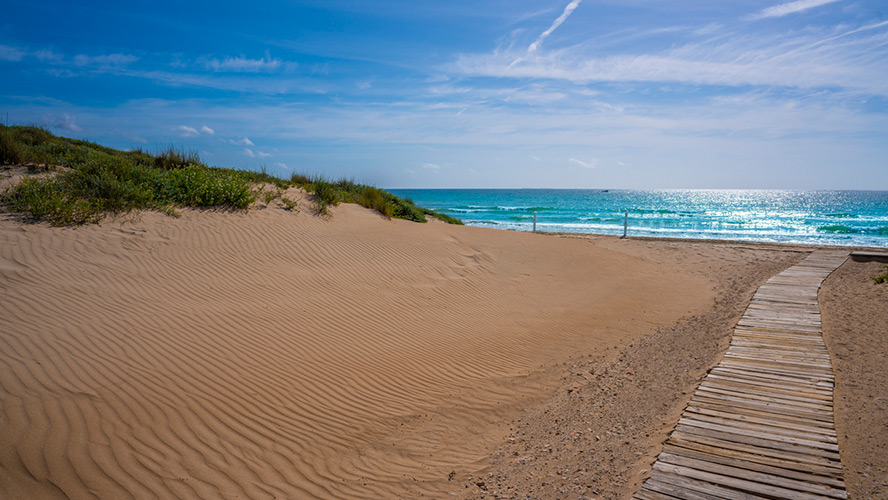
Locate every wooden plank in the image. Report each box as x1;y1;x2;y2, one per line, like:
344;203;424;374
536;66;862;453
695;386;834;412
684;406;837;437
652;462;841;500
713;363;834;383
642;477;730;500
690;394;836;423
718;358;833;378
649;470;775;500
685;400;834;431
658;453;847;498
670;431;843;470
662;444;845;488
676;419;839;452
706;372;834;396
700;380;834;404
680;413;837;443
674;424;841;460
666;436;844;478
634;486;682;500
630;250;848;500
710;367;833;389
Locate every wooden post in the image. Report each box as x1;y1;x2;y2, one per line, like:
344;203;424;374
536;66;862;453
621;211;628;238
533;211;537;233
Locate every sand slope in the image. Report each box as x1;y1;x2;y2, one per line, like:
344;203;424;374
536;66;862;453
1;195;713;499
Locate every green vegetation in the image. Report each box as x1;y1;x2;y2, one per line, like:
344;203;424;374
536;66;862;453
0;124;460;226
874;266;888;284
288;173;461;224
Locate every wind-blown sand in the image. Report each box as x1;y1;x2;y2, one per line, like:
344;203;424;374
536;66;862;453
0;191;882;499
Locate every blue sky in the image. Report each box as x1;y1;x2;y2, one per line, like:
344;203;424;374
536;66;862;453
2;0;886;189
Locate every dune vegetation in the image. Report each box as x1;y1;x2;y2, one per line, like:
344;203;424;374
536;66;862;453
0;124;461;226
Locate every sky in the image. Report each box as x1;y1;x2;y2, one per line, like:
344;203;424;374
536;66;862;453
1;0;887;189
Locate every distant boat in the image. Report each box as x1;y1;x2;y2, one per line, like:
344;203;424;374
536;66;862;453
601;189;609;193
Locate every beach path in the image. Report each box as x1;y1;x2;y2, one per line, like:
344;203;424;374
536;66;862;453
632;249;850;500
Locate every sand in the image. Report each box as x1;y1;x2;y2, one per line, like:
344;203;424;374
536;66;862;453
0;191;883;499
821;259;888;500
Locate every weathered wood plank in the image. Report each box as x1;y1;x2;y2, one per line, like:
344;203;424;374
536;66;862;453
676;420;839;452
665;437;844;478
631;250;848;500
658;453;847;498
686;404;838;433
662;445;845;487
648;470;774;500
652;462;842;500
670;431;843;470
680;413;837;443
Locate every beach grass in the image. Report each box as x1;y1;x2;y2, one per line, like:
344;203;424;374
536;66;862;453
874;266;888;284
288;172;460;224
0;124;459;226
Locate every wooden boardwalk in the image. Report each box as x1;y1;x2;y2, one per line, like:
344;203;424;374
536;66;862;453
632;250;849;500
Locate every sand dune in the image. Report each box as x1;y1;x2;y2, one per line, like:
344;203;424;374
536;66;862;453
3;191;728;499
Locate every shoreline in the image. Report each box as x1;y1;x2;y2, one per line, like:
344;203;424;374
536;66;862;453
1;201;885;499
540;229;888;252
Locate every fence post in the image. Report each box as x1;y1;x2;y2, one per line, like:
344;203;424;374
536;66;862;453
533;211;537;233
621;211;628;238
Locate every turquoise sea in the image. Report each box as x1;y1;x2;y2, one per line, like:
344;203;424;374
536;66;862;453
390;190;888;248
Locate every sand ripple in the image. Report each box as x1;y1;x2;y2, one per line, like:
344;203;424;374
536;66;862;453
1;199;709;499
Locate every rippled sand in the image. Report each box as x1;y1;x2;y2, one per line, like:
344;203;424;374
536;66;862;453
1;190;715;499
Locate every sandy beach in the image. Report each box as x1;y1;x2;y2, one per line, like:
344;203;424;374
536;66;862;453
1;192;885;500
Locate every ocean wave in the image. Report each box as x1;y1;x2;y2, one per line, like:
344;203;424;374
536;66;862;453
817;225;888;235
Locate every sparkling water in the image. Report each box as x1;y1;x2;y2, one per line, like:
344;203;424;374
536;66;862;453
390;189;888;248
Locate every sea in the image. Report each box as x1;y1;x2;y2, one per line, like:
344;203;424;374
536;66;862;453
389;189;888;248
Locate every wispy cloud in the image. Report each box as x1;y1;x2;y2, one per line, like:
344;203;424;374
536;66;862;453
200;125;215;135
455;20;888;96
176;125;200;137
529;0;583;53
42;113;82;132
243;148;256;158
569;158;598;168
231;137;254;146
510;0;583;68
72;53;139;67
0;45;25;61
204;55;289;73
749;0;841;20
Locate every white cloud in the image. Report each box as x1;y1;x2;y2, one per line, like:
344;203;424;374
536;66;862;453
750;0;841;20
42;113;83;132
72;53;138;67
176;125;200;137
422;162;441;170
569;158;598;168
204;56;285;73
34;49;63;64
275;162;288;169
510;0;583;69
243;148;256;158
0;45;25;61
453;20;888;96
200;125;215;135
356;80;372;89
528;0;582;53
231;137;254;146
258;151;272;158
